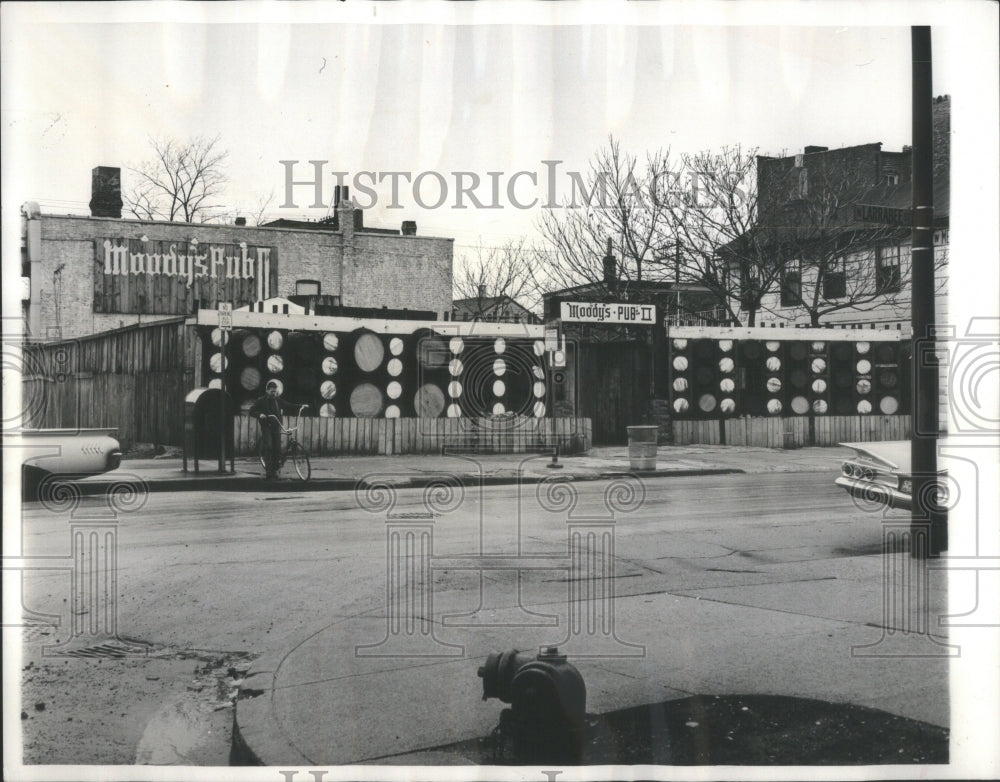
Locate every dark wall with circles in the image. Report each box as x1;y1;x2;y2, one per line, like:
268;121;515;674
668;336;910;419
200;326;548;420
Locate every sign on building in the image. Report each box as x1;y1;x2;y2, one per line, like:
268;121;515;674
560;301;656;325
93;238;277;314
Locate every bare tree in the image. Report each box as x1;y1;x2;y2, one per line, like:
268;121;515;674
125;136;229;223
452;238;541;321
536;136;674;294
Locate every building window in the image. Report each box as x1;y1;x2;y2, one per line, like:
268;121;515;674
884;172;900;186
823;259;847;299
876;245;901;292
780;261;801;307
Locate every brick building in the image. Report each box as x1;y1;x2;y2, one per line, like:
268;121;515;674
740;95;950;333
20;175;453;342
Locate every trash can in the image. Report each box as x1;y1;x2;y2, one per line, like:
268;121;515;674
626;425;658;471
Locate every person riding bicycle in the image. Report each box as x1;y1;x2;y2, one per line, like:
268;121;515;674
249;381;305;480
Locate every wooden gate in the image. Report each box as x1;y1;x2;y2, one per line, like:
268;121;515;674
577;341;651;445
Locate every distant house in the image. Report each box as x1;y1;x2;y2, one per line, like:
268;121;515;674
452;293;541;324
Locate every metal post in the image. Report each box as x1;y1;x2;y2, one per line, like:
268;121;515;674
219;329;227;474
910;26;945;557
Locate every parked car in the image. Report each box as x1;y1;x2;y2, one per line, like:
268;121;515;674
835;440;949;512
11;428;123;498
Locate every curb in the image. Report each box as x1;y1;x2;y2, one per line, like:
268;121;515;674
63;467;746;497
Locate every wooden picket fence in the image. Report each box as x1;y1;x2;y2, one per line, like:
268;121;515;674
232;415;592;456
671;414;911;448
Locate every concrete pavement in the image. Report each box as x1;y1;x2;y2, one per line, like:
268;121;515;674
78;443;851;495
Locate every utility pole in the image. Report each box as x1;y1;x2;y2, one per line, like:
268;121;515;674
910;26;946;557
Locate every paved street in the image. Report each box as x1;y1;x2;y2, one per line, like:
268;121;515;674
13;468;952;766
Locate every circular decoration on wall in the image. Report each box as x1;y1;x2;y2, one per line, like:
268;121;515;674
267;331;284;351
672;338;688;350
493;358;507;376
532;365;545;380
267;378;284;396
320;380;337;400
322;332;339;352
811;357;827;374
533;381;546;398
533;340;545;356
414;384;445;418
208;378;222;389
857;399;873;414
266;354;284;374
812;378;828;394
719;378;735;393
387;381;403;400
387;358;403;377
791;396;810;414
673;398;689;413
494;338;506;354
492;402;506;415
766;356;782;372
856;378;872;394
718;340;733;353
766;377;782;393
856;342;871;355
878;369;899;388
242;334;262;358
322;356;339;376
355;333;385;373
856;359;872;375
811;342;826;352
240;366;262;391
319;403;336;417
766;398;783;414
210;328;224;347
449;358;464;376
450;337;465;354
389;337;404;356
492;379;506;397
209;352;226;374
349;383;383;417
879;396;900;414
533;401;546;418
385;405;401;418
447;381;462;398
719;357;735;373
698;394;717;413
673;378;689;392
673;356;689;372
766;341;781;352
447;403;462;418
720;398;736;414
813;399;829;414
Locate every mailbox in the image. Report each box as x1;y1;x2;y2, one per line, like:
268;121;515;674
183;387;234;471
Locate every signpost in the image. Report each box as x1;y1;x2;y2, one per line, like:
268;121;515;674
854;203;914;227
217;303;232;473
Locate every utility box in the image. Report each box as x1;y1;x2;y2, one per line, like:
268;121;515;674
627;425;658;470
183;388;234;467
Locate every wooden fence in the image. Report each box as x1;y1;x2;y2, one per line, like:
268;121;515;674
232;415;592;456
20;318;194;449
671;414;911;448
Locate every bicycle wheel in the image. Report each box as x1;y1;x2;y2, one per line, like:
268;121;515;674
257;435;268;472
288;441;311;481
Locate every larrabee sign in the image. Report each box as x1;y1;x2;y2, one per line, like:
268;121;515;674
560;301;657;325
94;238;277;314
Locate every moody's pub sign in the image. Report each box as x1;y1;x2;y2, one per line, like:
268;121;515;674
94;238;276;314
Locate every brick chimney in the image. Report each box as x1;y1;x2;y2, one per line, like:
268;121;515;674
401;220;417;236
90;166;122;218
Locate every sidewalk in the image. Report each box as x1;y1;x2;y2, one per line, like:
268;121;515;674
81;444;850;495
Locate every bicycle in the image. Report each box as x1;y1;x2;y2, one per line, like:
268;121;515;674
258;407;311;481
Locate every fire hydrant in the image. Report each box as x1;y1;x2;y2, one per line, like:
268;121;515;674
478;646;587;764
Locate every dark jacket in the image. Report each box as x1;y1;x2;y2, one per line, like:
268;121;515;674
249;394;301;424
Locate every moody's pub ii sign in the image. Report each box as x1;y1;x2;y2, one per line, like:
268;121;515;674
94;238;277;314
